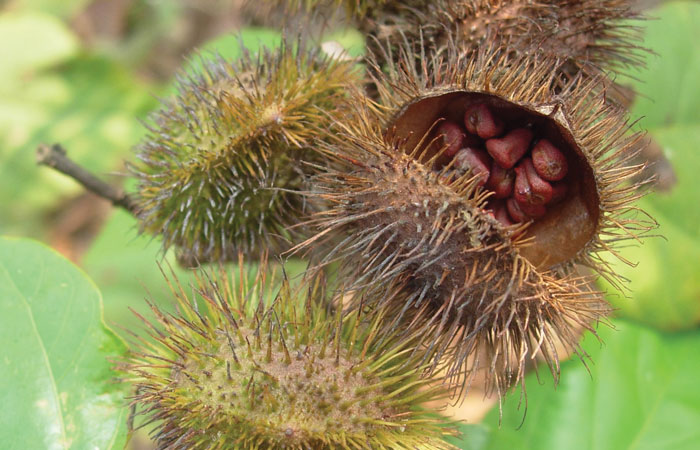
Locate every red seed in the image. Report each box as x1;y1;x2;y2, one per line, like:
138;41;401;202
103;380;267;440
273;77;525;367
493;201;514;227
531;139;568;181
518;200;546;219
464;104;505;139
486;161;514;199
463;132;481;148
436;121;466;157
453;147;491;186
522;158;553;205
513;165;533;205
485;128;533;169
550;181;568;204
506;198;528;222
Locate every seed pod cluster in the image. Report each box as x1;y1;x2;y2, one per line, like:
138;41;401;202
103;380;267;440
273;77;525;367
120;262;456;449
129;39;359;264
116;1;656;442
296;44;654;394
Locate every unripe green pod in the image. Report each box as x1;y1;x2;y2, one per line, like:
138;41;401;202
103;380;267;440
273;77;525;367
129;39;361;264
120;261;458;449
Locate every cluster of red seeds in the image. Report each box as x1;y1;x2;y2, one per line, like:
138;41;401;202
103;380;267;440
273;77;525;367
436;103;569;226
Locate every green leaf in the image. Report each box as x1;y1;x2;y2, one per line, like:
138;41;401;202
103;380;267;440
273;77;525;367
81;209;196;337
602;208;700;330
600;1;700;330
628;2;700;129
0;237;128;449
481;322;700;450
639;125;700;238
0;11;79;82
10;0;91;20
600;126;700;330
182;28;283;78
448;423;489;450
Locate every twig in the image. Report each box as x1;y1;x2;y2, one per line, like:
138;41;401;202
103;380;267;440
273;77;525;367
36;143;138;215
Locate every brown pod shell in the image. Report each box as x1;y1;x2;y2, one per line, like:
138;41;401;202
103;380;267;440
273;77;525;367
356;0;646;102
298;43;654;398
375;44;654;271
300;118;609;396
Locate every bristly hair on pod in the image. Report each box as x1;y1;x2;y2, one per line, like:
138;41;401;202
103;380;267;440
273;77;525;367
292;40;656;398
128;37;360;266
118;257;458;449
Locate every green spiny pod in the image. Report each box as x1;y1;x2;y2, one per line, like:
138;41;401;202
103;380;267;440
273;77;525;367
295;43;654;396
120;261;457;449
129;38;360;265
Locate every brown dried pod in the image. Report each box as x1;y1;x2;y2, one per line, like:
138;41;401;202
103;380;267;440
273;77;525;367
364;0;646;102
294;44;655;397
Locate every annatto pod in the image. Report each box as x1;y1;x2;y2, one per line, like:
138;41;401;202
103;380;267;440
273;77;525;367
294;44;655;396
129;39;360;265
358;0;644;101
119;259;457;449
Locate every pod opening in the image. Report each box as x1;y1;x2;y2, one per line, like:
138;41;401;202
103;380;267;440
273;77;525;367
388;92;600;268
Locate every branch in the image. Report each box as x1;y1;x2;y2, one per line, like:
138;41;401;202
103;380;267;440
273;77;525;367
36;143;138;215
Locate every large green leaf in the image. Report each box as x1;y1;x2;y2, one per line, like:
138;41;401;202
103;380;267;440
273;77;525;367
600;1;700;330
480;321;700;450
0;237;128;449
627;2;700;129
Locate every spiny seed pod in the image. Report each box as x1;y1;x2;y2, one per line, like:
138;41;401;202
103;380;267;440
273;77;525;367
129;39;359;264
295;44;654;396
365;0;645;100
120;262;457;449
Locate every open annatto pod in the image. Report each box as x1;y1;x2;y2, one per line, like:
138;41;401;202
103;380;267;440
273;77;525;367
129;38;360;265
294;44;655;396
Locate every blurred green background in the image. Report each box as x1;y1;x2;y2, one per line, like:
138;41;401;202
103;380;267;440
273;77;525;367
0;0;698;449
